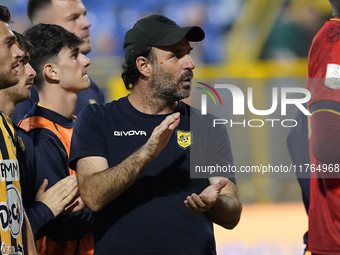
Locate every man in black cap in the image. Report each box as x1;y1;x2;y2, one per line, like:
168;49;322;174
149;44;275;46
69;14;242;254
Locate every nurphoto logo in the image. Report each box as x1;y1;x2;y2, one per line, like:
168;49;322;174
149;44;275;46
196;82;311;128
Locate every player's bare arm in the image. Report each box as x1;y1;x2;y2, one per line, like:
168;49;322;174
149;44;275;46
184;177;242;229
77;112;180;212
24;212;37;255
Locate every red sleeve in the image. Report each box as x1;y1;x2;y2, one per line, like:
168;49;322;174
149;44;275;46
310;110;340;162
307;20;340;107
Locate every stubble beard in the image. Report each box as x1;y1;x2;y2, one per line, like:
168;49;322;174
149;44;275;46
3;83;30;105
0;72;19;90
149;65;193;102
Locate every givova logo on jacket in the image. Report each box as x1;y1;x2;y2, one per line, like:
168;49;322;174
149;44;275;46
113;130;147;136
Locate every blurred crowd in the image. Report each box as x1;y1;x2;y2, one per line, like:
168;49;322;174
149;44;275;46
4;0;335;64
5;0;242;64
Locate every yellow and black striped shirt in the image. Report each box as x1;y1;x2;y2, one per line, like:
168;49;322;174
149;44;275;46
0;112;24;254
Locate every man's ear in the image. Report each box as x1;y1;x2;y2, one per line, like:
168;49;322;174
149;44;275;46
43;63;60;82
136;56;152;77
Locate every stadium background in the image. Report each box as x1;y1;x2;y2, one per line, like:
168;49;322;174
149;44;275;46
2;0;332;254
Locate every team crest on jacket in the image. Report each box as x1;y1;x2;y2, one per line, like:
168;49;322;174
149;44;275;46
8;135;16;156
17;136;25;151
176;130;192;149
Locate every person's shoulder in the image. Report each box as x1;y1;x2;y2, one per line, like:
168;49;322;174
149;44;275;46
178;101;200;116
81;98;122;113
21;102;39;120
76;102;105;122
103;96;130;111
312;20;332;39
14;124;28;135
76;99;122;124
310;100;340;114
183;102;220;122
19;108;59;138
14;124;34;150
25;127;62;150
310;20;339;51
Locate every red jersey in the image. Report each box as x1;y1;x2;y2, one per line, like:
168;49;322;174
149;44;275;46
307;19;340;108
307;18;340;254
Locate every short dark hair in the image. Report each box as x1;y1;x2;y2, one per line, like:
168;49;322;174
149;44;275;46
27;0;52;22
12;31;34;57
24;23;83;90
121;47;156;91
0;5;11;24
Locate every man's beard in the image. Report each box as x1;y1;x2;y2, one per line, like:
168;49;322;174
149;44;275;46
149;65;193;102
3;83;31;105
0;72;19;90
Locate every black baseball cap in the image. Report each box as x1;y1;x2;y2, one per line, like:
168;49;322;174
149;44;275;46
123;14;205;60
